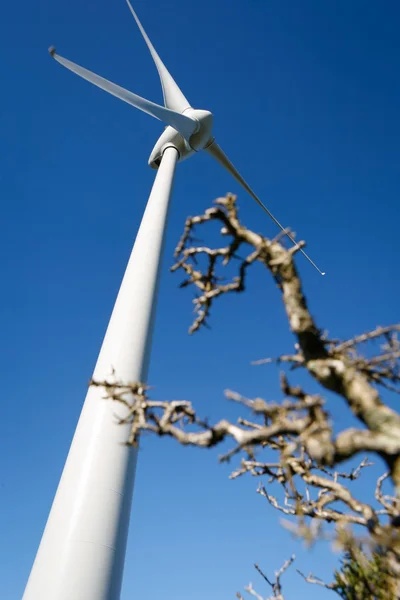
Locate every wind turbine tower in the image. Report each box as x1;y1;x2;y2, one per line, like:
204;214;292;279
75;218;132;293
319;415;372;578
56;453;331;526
23;3;324;600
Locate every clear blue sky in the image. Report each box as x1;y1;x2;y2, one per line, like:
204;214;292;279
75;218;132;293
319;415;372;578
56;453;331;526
1;0;400;598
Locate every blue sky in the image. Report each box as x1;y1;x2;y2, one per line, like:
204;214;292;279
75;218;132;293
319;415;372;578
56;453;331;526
1;0;400;598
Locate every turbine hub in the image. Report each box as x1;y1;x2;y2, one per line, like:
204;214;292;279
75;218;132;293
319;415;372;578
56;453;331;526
148;108;214;169
184;108;214;151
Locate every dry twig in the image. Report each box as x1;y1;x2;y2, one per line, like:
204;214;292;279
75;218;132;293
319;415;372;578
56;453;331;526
92;194;400;596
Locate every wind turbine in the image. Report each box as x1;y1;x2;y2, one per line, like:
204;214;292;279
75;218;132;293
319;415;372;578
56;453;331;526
23;3;324;600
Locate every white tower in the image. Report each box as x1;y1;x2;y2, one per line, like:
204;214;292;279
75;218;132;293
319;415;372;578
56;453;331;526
23;146;179;600
23;3;324;599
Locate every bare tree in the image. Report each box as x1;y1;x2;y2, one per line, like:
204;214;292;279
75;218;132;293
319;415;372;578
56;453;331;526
91;194;400;598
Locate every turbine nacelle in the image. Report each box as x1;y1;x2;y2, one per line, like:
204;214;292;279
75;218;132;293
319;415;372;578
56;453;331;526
149;108;214;168
148;126;194;169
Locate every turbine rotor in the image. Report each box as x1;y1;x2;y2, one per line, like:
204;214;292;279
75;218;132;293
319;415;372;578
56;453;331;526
49;2;325;275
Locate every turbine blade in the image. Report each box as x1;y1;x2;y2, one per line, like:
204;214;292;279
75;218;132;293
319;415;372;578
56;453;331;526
48;47;197;141
205;141;325;275
126;0;190;113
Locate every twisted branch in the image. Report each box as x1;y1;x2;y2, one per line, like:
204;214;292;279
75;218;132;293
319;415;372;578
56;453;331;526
92;195;400;597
